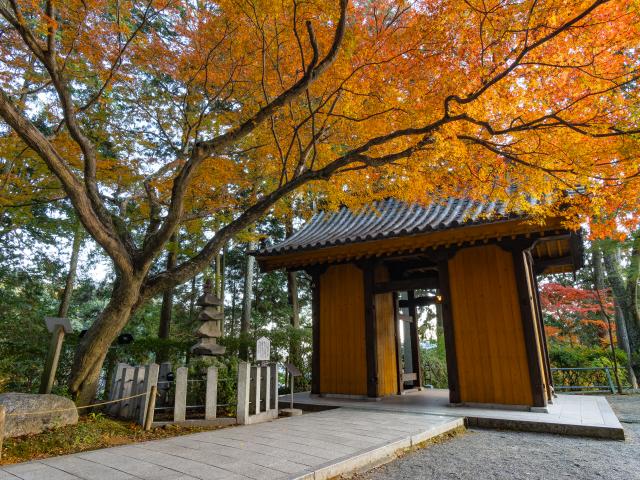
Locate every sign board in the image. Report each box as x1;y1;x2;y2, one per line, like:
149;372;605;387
283;362;301;377
255;336;271;362
44;317;73;334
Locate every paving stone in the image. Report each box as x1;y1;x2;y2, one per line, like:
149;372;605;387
41;456;136;480
77;450;195;480
115;445;248;479
0;472;21;480
2;462;80;480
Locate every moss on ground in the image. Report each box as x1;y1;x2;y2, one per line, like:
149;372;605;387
0;413;229;466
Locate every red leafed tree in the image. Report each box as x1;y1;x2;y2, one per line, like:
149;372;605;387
541;282;615;347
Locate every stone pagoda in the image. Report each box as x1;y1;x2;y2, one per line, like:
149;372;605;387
191;279;226;356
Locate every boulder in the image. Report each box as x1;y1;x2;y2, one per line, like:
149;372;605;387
0;392;78;438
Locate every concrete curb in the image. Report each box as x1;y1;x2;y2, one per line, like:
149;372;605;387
290;417;465;480
465;416;625;440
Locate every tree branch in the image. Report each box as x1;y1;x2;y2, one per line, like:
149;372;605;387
138;0;349;267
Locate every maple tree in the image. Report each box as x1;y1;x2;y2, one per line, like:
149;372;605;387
1;0;640;403
540;282;615;347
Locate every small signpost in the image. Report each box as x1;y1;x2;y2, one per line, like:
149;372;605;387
281;362;302;417
40;317;73;394
256;336;271;363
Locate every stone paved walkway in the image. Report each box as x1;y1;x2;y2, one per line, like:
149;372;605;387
0;408;463;480
289;390;624;439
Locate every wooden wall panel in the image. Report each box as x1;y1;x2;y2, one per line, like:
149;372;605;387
319;264;367;395
448;245;534;406
374;265;398;396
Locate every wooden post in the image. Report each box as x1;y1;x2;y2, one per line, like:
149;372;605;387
407;290;422;390
40;325;66;394
310;270;321;395
393;292;403;395
511;249;547;408
437;258;461;404
270;363;277;410
144;385;157;431
290;371;294;409
138;363;159;425
237;361;250;425
174;367;188;422
263;365;270;413
0;405;5;461
253;366;261;415
205;366;218;420
361;262;379;398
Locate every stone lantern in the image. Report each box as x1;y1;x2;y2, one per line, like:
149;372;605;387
191;279;226;356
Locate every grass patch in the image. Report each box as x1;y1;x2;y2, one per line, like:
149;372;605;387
0;413;230;466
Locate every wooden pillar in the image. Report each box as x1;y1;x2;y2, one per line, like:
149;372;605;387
437;259;461;404
393;292;403;395
407;290;422;390
361;262;378;398
262;365;270;413
251;365;261;414
530;257;554;399
512;249;547;408
270;363;277;410
310;270;321;395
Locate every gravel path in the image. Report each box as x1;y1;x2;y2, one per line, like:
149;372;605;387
354;396;639;480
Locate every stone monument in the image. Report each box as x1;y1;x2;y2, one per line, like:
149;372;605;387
191;279;226;356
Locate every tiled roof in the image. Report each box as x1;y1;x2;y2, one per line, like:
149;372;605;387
259;197;528;256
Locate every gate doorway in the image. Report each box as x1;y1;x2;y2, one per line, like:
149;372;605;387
395;289;444;394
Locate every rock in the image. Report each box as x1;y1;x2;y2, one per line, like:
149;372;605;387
196;293;222;306
198;307;224;321
0;392;78;438
191;338;226;356
196;321;222;338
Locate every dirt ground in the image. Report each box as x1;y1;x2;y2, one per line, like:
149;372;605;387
353;395;639;480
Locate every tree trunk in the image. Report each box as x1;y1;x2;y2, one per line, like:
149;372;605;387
229;276;237;338
68;275;143;406
593;246;634;383
615;302;638;388
239;242;257;360
158;234;178;362
215;248;225;336
288;271;300;341
593;246;605;291
592;250;623;393
58;221;82;318
188;275;197;323
627;233;640;329
602;243;640;382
